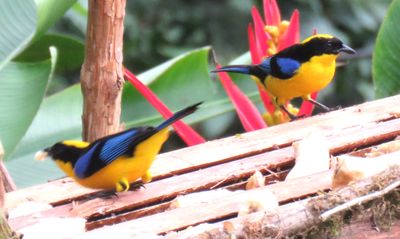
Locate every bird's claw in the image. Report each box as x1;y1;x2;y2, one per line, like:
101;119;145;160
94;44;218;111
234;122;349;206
87;190;119;199
129;181;146;191
327;105;342;111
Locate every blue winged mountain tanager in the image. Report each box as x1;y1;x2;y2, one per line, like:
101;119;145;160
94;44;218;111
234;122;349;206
213;34;356;118
35;102;201;192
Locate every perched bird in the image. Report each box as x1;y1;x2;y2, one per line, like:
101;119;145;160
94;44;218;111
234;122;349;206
35;102;201;192
213;34;356;118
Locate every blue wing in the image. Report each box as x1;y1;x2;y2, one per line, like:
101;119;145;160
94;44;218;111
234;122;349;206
74;142;102;178
74;128;153;179
73;103;200;179
275;58;300;78
259;58;272;75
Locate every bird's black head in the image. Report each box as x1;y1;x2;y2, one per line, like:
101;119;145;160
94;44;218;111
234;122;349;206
38;142;85;165
302;35;356;56
43;143;68;159
276;34;356;63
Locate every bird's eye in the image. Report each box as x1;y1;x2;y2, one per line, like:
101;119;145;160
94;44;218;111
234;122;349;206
327;41;333;48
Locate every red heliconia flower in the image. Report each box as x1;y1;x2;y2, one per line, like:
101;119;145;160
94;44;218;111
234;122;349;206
124;68;205;146
216;65;267;131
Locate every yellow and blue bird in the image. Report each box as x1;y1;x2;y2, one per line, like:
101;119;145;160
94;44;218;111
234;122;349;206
35;103;201;192
213;34;356;118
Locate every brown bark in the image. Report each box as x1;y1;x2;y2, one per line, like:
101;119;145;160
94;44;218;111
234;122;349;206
81;0;126;142
0;162;16;194
0;143;20;239
0;211;21;239
0;142;16;209
0;143;4;209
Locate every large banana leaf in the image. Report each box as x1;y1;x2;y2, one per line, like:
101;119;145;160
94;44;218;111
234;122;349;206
0;48;57;159
0;0;77;70
373;0;400;98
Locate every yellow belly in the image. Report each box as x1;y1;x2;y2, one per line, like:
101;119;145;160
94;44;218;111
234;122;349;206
55;129;170;190
265;54;337;104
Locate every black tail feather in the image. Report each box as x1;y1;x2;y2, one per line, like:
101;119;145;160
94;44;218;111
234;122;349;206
156;102;202;131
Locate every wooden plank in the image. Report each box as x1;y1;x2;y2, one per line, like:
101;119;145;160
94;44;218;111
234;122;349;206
84;170;291;231
77;150;400;237
349;139;400;157
72;170;334;238
9;118;400;231
161;165;400;239
6;95;400;209
8;147;294;230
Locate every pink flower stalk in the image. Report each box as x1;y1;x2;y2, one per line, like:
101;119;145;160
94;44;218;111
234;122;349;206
124;68;205;146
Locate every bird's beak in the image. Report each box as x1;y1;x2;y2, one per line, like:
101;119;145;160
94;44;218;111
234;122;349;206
339;44;356;54
35;150;49;161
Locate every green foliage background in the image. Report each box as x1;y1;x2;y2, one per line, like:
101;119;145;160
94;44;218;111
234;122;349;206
55;0;390;106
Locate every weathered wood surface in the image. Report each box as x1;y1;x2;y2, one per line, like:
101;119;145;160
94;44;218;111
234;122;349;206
5;95;400;237
6;95;400;208
87;170;334;235
9;116;400;231
162;165;400;239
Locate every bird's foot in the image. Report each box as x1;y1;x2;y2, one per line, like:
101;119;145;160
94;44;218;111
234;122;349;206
279;105;305;121
326;105;342;112
82;190;119;200
97;190;119;198
286;113;308;122
291;114;307;121
128;181;146;191
307;99;341;112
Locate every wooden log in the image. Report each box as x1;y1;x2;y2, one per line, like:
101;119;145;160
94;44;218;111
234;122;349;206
6;95;400;210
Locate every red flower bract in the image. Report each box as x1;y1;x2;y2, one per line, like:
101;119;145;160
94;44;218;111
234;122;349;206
216;65;267;131
124;68;205;146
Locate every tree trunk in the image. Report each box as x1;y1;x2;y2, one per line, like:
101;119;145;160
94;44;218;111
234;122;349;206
81;0;126;142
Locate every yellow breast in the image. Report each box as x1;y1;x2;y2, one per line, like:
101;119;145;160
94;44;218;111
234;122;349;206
265;54;337;104
55;129;170;190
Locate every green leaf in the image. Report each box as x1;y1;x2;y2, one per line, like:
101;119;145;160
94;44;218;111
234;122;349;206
372;0;400;98
0;0;37;69
8;47;260;188
0;47;57;159
15;34;85;72
33;0;78;40
0;0;77;70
